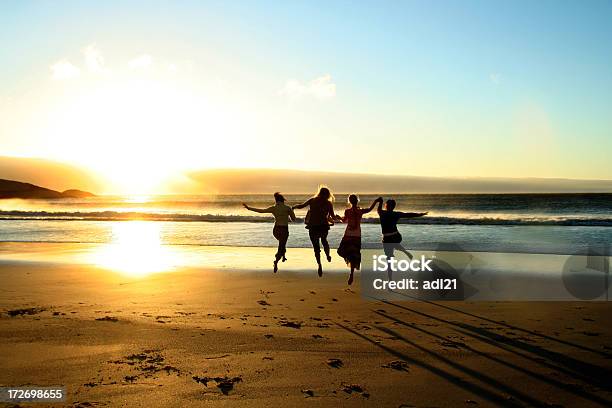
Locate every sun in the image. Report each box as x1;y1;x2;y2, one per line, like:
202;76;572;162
42;76;248;194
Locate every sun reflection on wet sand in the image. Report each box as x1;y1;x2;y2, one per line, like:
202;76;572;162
90;221;178;277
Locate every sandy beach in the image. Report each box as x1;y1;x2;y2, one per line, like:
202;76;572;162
0;243;611;407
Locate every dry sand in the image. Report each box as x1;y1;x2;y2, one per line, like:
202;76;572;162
0;243;611;407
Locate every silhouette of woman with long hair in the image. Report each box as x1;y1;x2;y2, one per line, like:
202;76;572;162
243;192;296;273
338;194;382;285
293;186;341;276
377;198;427;264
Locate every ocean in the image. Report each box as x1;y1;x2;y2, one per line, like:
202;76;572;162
0;193;610;255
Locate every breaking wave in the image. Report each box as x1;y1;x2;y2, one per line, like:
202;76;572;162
0;210;610;227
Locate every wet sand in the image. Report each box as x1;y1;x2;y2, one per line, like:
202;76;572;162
0;243;611;407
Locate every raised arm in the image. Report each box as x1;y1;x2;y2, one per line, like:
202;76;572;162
362;197;382;214
376;197;384;214
292;198;312;210
289;207;296;222
242;203;274;214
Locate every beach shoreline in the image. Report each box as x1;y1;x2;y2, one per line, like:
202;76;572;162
0;243;611;407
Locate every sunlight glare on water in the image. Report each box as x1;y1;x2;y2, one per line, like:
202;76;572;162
123;195;152;204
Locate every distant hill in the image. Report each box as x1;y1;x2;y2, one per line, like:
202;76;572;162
0;156;102;193
187;169;612;194
60;189;96;198
0;179;95;199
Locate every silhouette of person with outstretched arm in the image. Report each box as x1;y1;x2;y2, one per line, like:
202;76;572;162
243;192;296;273
338;194;382;285
377;198;427;277
293;187;341;277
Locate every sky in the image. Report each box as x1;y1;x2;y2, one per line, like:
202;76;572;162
1;1;611;193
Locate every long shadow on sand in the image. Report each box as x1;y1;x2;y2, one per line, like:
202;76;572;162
335;322;524;407
372;323;547;407
374;310;612;407
381;291;611;358
376;298;612;393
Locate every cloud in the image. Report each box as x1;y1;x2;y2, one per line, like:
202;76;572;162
49;44;108;80
280;74;336;100
489;73;502;85
83;44;108;75
50;61;81;80
128;54;153;69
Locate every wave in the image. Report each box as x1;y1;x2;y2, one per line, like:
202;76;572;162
0;210;611;226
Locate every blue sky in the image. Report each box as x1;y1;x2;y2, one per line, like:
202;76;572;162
1;1;611;187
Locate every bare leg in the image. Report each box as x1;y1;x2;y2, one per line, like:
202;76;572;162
396;243;413;259
273;241;282;273
273;228;288;273
312;242;321;265
275;233;288;271
383;244;394;280
309;230;323;276
321;232;331;262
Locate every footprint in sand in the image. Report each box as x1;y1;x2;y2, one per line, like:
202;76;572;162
382;360;409;371
439;339;463;348
341;383;369;398
279;320;302;329
326;358;343;368
95;316;119;322
193;375;242;395
6;307;46;317
107;349;180;384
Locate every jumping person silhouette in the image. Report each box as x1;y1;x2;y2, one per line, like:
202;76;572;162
338;195;382;285
243;192;296;273
293;187;341;277
377;198;427;275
